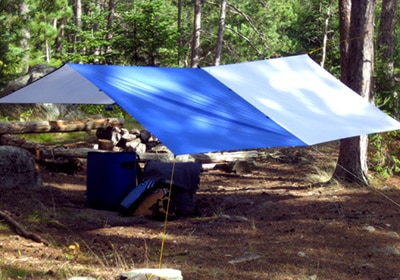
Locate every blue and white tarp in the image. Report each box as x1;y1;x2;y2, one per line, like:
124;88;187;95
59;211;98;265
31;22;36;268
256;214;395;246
1;54;399;155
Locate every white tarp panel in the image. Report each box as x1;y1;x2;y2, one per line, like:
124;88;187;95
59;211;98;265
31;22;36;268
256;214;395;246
0;64;114;104
204;54;400;145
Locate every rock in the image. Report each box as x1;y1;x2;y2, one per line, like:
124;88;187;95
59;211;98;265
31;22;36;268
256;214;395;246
0;146;42;188
125;138;142;150
136;143;147;154
139;130;152;143
213;163;234;173
387;231;399;238
363;225;376;233
370;245;400;256
68;277;97;280
361;262;375;269
232;161;252;174
382;246;400;256
120;128;130;135
42;103;60;120
63;107;87;120
220;214;248;222
122;133;138;141
228;252;261;264
119;268;183;280
297;251;307;258
0;64;55;97
309;275;318;280
151;144;171;153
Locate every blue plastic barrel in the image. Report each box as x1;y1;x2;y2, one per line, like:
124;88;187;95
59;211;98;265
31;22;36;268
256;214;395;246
86;152;137;210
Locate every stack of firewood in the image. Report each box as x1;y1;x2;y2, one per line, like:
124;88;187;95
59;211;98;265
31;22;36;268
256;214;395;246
95;126;168;153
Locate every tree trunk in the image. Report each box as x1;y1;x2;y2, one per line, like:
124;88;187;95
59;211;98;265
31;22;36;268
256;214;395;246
377;0;397;61
177;0;183;66
339;0;351;83
333;0;376;186
335;135;369;184
320;1;334;68
214;0;227;66
377;0;398;116
55;17;64;54
74;0;82;52
191;0;201;68
18;2;31;74
105;0;115;64
45;38;50;63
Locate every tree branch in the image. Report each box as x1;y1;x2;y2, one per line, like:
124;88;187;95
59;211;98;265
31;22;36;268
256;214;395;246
0;210;49;246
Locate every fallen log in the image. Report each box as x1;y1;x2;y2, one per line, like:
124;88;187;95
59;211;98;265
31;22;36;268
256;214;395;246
0;118;124;134
39;148;261;163
0;134;42;152
1;134;264;163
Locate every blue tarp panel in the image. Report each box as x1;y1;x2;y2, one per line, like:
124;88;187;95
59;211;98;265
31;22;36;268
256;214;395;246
68;63;306;154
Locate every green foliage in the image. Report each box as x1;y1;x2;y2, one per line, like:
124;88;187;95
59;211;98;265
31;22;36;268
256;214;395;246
112;0;179;65
19;108;35;121
59;1;110;64
0;267;29;279
199;0;302;65
374;49;400;117
14;131;95;144
290;0;340;71
369;131;400;177
0;12;24;85
370;49;400;176
77;104;143;130
3;0;399;181
0;0;345;72
77;104;126;119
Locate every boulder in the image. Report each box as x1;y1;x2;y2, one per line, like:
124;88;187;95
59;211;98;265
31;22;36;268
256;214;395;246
0;146;42;188
0;64;55;98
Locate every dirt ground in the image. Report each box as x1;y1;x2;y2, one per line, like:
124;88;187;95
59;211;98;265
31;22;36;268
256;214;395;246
1;142;400;279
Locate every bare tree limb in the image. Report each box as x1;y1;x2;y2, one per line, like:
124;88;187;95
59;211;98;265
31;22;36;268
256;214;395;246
224;25;261;55
0;210;49;246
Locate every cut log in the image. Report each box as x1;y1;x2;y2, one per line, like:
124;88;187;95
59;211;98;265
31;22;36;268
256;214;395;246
0;118;124;134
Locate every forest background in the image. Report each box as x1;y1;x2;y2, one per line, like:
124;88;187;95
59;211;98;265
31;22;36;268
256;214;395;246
0;0;399;178
2;2;400;279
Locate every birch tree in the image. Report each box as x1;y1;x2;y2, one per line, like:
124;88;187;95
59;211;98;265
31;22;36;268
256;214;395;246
18;1;31;73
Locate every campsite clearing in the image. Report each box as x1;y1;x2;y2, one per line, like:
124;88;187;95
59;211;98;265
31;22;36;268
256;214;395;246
1;141;400;279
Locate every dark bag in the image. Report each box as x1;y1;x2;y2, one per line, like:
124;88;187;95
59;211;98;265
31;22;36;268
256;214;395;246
120;161;202;219
141;161;202;218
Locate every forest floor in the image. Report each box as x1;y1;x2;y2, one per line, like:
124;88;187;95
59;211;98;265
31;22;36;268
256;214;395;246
1;141;400;279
